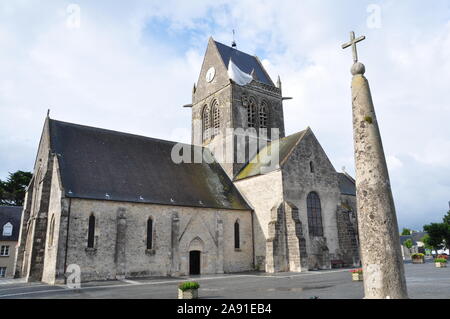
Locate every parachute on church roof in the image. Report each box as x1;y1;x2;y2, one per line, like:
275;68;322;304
214;40;274;86
227;59;253;86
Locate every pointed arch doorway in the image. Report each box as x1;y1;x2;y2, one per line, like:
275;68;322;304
189;251;201;275
188;237;204;275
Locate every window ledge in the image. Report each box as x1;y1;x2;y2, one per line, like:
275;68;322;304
234;248;242;252
145;249;156;256
85;247;97;255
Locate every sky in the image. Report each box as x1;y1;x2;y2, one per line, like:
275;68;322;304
0;0;449;231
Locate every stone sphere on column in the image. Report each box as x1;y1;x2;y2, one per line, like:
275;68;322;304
351;62;366;75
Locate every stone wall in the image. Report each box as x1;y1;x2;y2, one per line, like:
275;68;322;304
18;117;53;282
41;156;64;284
336;207;360;267
45;199;253;283
338;193;360;266
14;183;33;278
284;202;308;272
234;170;284;271
281;129;341;270
266;202;308;273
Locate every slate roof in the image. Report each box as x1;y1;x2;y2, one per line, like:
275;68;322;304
235;130;307;181
0;206;22;241
338;173;356;196
412;232;428;242
214;40;274;86
400;232;427;246
48;119;251;211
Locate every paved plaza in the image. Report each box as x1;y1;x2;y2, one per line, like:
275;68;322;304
0;260;448;299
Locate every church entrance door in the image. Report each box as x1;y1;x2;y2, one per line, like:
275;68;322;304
189;250;201;275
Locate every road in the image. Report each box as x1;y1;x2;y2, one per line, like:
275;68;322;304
0;261;448;299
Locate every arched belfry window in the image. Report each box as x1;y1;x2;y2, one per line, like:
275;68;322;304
202;105;211;141
87;214;95;248
259;101;268;129
147;218;153;250
247;97;257;128
212;100;220;137
234;220;240;249
307;192;323;237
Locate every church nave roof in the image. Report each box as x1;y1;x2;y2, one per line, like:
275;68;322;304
48;119;251;211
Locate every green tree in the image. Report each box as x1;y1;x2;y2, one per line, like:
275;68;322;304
423;223;446;254
443;210;450;225
441;211;450;251
421;235;433;250
0;170;32;206
401;228;411;235
403;238;413;250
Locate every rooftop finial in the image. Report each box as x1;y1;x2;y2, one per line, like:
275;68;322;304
342;31;366;75
47;109;50;118
231;29;237;48
276;75;282;90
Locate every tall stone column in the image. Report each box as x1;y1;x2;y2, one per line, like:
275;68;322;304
350;61;408;298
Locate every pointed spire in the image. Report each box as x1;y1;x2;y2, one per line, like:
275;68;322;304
276;75;282;90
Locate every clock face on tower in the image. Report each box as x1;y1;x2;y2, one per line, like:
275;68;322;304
206;67;215;83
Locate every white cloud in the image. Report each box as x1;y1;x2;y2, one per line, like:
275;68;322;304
387;155;403;171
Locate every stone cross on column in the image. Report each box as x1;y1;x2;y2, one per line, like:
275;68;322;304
342;31;366;64
342;31;408;299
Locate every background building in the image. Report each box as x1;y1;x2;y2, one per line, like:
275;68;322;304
0;206;22;278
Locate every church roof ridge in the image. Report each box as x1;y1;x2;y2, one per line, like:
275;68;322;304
49;118;188;148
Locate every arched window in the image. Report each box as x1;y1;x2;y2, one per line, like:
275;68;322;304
212;100;220;137
2;222;12;237
147;218;153;250
259;101;268;129
87;214;95;248
49;215;55;246
247;97;257;128
202;105;211;141
234;220;240;249
307;192;323;237
310;161;314;173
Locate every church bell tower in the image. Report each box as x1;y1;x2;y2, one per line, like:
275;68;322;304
191;37;285;179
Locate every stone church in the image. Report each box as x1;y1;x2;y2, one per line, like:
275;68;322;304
14;37;360;284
